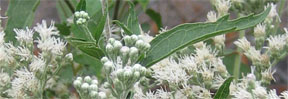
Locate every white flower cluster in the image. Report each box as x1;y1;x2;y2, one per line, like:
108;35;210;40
74;11;90;25
0;20;70;98
74;35;150;98
73;76;107;99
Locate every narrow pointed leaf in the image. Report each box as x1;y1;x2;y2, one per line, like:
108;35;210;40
214;77;234;99
127;2;141;35
146;8;162;30
76;0;86;11
113;20;133;35
141;7;271;67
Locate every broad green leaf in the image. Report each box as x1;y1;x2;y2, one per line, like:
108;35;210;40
76;0;86;11
113;20;133;35
141;7;271;67
55;23;71;36
214;77;234;99
127;2;141;35
145;8;162;30
66;37;104;59
86;0;102;16
88;9;107;41
77;43;104;59
4;0;40;42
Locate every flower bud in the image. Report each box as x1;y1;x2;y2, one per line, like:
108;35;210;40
108;38;115;44
98;92;106;99
129;47;139;64
89;84;98;91
104;61;114;73
106;43;113;54
76;77;83;81
81;83;89;90
84;76;92;83
135;40;145;49
91;80;98;85
103;82;110;88
116;69;125;81
73;80;82;88
65;53;73;61
140;67;147;76
124;69;133;80
74;11;80;18
101;57;109;63
113;78;122;92
132;64;142;71
133;71;141;80
113;41;123;53
120;46;130;65
123;36;133;46
90;91;98;98
80;11;86;16
131;34;138;41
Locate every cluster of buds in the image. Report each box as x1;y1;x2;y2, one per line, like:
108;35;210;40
73;76;107;99
106;35;150;66
100;35;150;98
254;23;266;49
74;11;90;25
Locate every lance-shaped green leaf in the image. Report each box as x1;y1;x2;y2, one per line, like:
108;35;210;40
113;20;133;35
141;7;271;67
4;0;40;42
214;77;234;99
66;37;104;59
76;0;86;11
127;2;141;35
146;8;162;30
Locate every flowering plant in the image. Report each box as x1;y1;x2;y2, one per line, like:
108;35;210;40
0;0;288;99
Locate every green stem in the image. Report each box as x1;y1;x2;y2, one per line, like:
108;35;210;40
82;25;96;41
233;30;245;80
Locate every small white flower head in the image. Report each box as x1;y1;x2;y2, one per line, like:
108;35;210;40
81;83;90;91
129;47;139;58
139;33;154;43
152;58;190;84
246;66;256;81
194;45;218;64
74;11;90;25
213;34;225;48
91;79;98;85
34;20;59;40
207;11;218;22
73;79;82;88
234;37;251;52
254;23;266;38
16;46;32;61
90;91;98;98
112;40;123;51
37;37;67;55
8;68;39;98
244;47;261;64
232;88;253;99
103;61;114;73
180;55;197;72
265;3;280;22
281;90;288;99
14;27;34;44
89;84;98;91
29;56;46;73
267;35;286;55
252;84;268;99
101;57;109;63
98;92;107;99
268;89;280;99
0;71;10;87
84;76;92;83
120;46;130;56
215;0;231;16
261;68;276;83
65;53;73;61
0;31;4;45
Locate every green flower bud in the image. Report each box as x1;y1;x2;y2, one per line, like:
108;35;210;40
124;69;133;80
74;11;80;18
123;36;133;46
116;69;125;81
103;82;110;88
108;38;115;44
106;43;113;54
89;84;98;91
129;47;139;64
120;46;130;65
76;77;83;81
81;83;90;91
84;76;92;83
113;41;122;54
131;35;138;43
113;78;122;92
90;91;98;98
99;92;107;99
104;61;114;73
91;80;98;85
133;71;141;80
101;57;109;63
73;80;82;88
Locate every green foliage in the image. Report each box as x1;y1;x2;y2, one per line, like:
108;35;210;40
4;0;40;42
214;77;234;99
76;0;86;11
136;0;150;10
145;8;162;30
141;7;271;67
113;20;133;35
55;22;71;36
127;2;141;35
56;0;74;22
